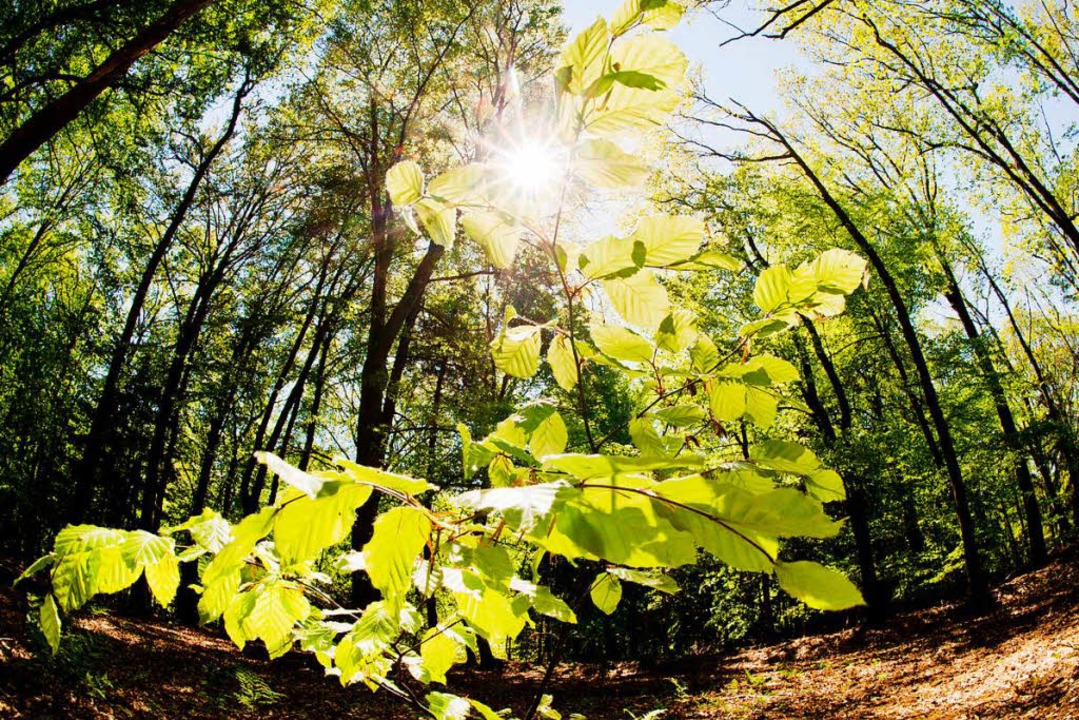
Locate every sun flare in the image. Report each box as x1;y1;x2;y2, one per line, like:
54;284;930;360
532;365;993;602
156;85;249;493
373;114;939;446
497;137;566;197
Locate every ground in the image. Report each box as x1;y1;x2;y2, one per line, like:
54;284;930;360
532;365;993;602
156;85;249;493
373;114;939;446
1;553;1077;720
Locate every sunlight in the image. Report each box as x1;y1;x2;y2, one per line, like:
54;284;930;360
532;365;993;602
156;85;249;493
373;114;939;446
495;136;566;199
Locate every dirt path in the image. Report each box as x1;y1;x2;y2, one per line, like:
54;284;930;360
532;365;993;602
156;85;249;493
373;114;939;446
2;553;1077;719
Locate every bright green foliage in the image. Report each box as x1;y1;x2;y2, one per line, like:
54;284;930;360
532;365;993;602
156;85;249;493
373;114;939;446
775;561;866;611
363;506;431;616
590;572;623;615
386;160;424;206
491;321;542;379
39;594;61;655
25;3;869;714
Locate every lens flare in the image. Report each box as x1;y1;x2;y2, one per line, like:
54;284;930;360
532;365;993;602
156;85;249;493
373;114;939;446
497;137;565;198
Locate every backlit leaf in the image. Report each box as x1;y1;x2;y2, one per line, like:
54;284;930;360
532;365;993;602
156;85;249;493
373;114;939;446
461;211;520;269
548;334;579;391
590;572;622;614
386;160;423;206
604;269;670;329
775;561;865;611
40;594;61;655
491;324;541;379
363;507;431;616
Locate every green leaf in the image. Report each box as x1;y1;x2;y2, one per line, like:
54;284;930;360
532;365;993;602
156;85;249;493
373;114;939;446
708;379;745;422
415;198;456;247
427;691;472;720
121;531;174;567
669;249;742;272
604;269;670;329
15;555;54;585
419;628;463;684
811;248;866;294
53;525;125;557
720;356;799;385
547;335;579;391
590;572;622;615
363;507;431;616
591;323;654;364
530;410;568;460
335;601;399;685
201;506;278;586
456;482;574;533
40;594;61;655
335;458;436;495
491;324;542;379
610;0;647;36
575;138;648;188
199;570;240;624
643;1;684;30
806;469;846;503
543;452;703;481
655;309;698;353
541;486;698;568
775;561;865;610
255;451;324;498
240;580;312;658
708;381;778;428
461;211;520;269
454;586;528;650
631;215;705;267
173;508;231;553
386;160;424;206
52;551;96;612
578;235;638;279
753;266;793;314
629;417;666;458
690;334;719;372
587;35;686;134
556;18;609;96
608;567;679;594
470;699;506;720
145;554;180;607
427;164;487;205
89;546;139;595
273;482;372;566
750;440;821;475
652;404;705;427
651;475;778;572
532;585;578;623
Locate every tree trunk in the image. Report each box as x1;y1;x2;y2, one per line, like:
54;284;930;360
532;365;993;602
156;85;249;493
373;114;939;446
350;235;444;608
0;0;220;184
937;253;1047;565
71;82;246;522
747;114;989;602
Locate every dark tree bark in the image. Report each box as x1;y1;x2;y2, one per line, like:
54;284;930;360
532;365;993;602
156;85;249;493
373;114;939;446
728;107;989;602
0;0;221;184
71;82;247;522
936;252;1047;564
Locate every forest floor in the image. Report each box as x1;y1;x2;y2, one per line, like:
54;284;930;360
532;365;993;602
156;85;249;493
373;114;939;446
2;552;1078;720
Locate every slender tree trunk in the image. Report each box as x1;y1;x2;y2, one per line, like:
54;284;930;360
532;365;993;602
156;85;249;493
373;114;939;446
0;0;220;184
350;235;445;607
937;253;1047;564
299;333;332;472
71;84;246;521
238;270;330;511
745;113;988;601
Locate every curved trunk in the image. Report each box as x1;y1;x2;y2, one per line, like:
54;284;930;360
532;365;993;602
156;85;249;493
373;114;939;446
0;0;220;184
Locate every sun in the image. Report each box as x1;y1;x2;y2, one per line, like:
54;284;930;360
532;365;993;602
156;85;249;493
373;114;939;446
496;136;566;198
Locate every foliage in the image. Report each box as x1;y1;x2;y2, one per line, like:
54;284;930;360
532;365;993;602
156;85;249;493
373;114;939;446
15;2;871;717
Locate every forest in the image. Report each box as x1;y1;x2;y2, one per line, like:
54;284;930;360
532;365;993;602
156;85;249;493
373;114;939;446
1;0;1078;718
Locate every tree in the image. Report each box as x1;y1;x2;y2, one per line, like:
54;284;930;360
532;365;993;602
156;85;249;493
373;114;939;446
20;5;869;718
